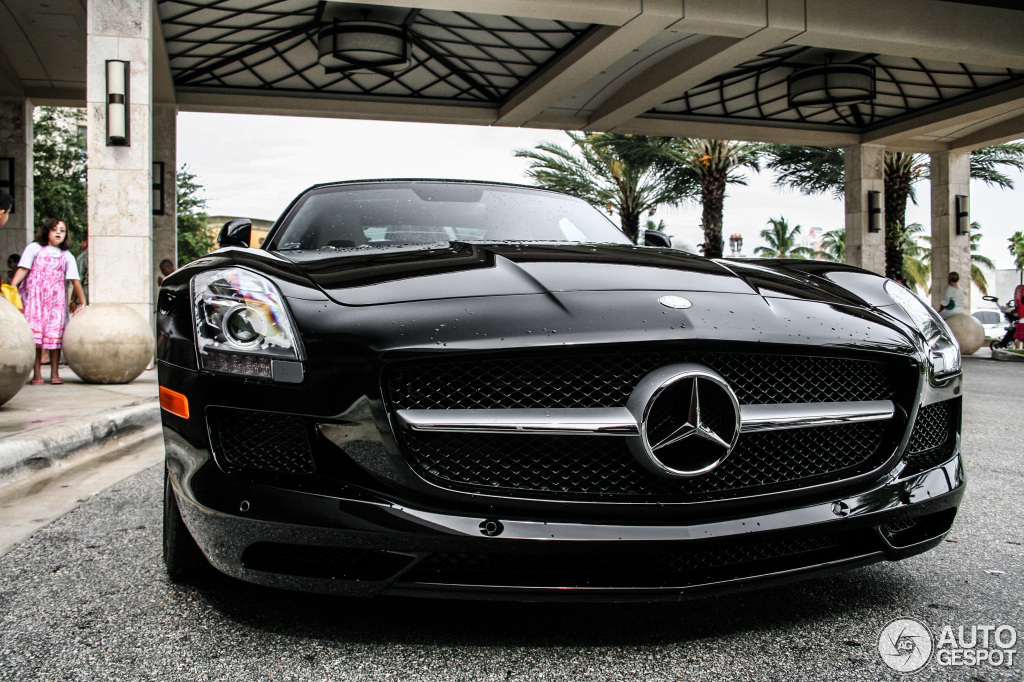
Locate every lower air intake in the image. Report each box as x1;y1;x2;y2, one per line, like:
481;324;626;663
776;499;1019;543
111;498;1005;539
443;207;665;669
208;407;316;475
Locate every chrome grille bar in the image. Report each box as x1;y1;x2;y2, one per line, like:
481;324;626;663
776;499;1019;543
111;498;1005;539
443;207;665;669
396;401;894;436
739;401;894;432
396;408;638;436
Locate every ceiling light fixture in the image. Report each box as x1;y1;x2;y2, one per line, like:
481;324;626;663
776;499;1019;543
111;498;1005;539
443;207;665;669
788;62;875;108
317;6;410;73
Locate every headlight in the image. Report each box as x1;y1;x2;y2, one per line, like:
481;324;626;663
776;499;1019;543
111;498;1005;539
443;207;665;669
884;280;961;378
192;268;304;382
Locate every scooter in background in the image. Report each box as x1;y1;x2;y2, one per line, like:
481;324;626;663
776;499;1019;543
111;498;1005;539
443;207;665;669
983;295;1020;351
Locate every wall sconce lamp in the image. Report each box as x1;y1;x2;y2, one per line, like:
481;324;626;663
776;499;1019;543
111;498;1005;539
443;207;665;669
867;190;881;233
152;162;165;216
106;60;130;146
955;195;969;235
0;157;13;212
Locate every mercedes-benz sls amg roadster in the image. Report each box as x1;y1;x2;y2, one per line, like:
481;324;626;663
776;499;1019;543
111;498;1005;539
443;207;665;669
157;179;964;600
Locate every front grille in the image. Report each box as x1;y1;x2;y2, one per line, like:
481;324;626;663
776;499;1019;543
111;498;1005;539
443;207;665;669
386;351;896;410
401;531;876;588
403;421;888;501
902;399;958;477
386;350;908;502
208;408;316;475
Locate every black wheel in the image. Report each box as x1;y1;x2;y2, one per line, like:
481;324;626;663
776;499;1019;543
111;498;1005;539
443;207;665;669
990;340;1002;351
163;468;210;581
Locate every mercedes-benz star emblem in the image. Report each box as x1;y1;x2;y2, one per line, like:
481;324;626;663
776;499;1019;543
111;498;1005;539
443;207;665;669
626;364;740;477
658;295;692;309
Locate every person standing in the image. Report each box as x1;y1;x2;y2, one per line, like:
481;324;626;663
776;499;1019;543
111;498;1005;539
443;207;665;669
1014;284;1024;350
937;271;965;320
9;218;86;385
157;258;175;285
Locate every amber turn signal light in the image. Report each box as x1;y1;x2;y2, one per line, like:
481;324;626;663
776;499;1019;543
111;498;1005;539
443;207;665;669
159;386;190;420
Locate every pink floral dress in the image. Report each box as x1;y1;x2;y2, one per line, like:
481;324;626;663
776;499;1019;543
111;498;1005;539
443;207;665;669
20;247;72;350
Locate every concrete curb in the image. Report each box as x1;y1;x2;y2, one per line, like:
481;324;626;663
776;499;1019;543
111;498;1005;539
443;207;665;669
992;349;1024;362
0;399;161;488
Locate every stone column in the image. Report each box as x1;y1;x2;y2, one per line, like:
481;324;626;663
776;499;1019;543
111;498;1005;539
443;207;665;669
86;0;153;322
930;151;972;311
152;103;177;279
0;98;33;262
844;144;886;275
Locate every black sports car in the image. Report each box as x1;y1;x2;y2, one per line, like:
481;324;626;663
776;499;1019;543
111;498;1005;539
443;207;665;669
157;179;965;600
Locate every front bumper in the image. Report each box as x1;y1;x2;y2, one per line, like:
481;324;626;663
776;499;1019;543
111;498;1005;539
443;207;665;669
168;427;965;601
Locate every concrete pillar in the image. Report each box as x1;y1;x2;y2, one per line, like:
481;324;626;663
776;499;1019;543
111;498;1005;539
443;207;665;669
844;144;886;275
152;103;177;279
930;151;972;311
86;0;153;322
0;98;33;263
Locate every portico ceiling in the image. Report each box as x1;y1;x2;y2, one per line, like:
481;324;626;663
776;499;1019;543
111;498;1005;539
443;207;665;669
2;0;1024;151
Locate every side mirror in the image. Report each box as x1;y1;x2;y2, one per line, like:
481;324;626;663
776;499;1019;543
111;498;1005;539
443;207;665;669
643;230;672;248
218;219;252;249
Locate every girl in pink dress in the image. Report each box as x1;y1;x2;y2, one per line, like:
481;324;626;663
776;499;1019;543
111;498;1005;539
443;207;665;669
10;219;87;384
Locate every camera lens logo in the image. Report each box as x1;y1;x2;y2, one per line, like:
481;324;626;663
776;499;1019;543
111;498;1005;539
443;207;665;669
879;618;933;673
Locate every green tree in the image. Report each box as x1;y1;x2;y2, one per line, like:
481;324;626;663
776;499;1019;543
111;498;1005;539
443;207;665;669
882;152;927;283
176;165;214;267
32;107;87;252
650;138;760;259
968;222;996;294
515;132;695;243
1010;231;1024;274
644;218;668;232
818;228;846;262
902;222;930;293
753;217;815;258
906;220;995;294
761;142;1024;280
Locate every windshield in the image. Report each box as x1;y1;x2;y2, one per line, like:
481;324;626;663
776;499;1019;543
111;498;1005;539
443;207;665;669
269;182;630;251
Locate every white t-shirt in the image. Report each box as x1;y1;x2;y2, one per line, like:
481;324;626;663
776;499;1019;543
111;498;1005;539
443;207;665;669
17;243;81;281
939;285;965;319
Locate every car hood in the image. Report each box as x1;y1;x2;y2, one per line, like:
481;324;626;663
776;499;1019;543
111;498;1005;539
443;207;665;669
275;242;883;309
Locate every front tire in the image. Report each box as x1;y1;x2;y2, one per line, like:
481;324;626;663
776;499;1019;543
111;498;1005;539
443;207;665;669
163;468;210;581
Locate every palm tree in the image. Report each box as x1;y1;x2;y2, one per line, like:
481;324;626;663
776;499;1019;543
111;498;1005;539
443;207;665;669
760;145;844;200
753;217;816;258
659;139;760;259
586;136;759;256
908;221;994;294
969;222;996;295
645;218;668;232
761;142;1024;279
882;152;927;282
818;228;845;262
515;132;696;243
902;222;930;293
1010;231;1024;276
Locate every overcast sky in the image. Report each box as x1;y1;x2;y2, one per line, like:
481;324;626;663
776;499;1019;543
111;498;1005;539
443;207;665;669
177;111;1024;271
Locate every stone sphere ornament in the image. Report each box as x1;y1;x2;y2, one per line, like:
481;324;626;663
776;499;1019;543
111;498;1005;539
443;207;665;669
0;297;35;406
63;303;154;384
944;312;984;356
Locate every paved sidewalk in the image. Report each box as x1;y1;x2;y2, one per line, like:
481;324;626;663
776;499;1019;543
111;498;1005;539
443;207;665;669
0;367;160;487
